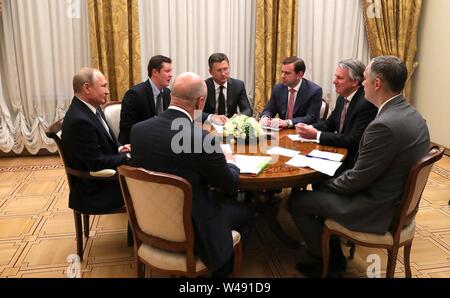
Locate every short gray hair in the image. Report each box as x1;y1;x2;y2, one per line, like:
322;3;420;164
338;59;366;84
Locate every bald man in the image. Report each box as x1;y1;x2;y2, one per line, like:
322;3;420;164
130;72;254;277
62;68;130;213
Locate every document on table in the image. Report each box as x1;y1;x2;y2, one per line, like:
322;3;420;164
220;144;233;154
234;155;273;175
212;124;224;134
285;154;342;176
266;146;300;157
262;126;281;131
287;134;317;143
307;149;344;162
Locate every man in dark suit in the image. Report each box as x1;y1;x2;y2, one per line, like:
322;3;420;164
202;53;253;125
62;68;130;213
296;59;377;169
130;72;254;277
288;56;430;277
260;56;322;129
118;55;173;144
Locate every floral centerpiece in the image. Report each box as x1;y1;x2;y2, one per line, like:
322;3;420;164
223;114;264;142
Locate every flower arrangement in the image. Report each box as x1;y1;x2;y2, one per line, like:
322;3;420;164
223;114;264;141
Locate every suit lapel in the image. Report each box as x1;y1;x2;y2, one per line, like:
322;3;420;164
144;80;156;115
207;78;216;112
162;88;171;110
293;79;307;115
226;79;233;115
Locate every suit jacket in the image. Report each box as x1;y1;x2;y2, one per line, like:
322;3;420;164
320;95;430;234
130;109;241;270
61;97;128;213
202;77;253;122
313;87;377;169
261;79;322;125
118;80;171;144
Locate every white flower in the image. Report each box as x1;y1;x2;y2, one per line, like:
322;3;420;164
223;115;264;140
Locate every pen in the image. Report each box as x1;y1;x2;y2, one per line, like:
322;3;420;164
305;154;334;162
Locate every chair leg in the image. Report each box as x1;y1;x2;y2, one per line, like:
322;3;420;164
137;259;145;278
73;211;84;261
83;214;90;238
403;241;413;278
127;223;133;247
347;241;356;259
386;247;399;278
232;240;243;277
321;228;331;278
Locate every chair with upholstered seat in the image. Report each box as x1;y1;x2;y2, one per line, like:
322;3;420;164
320;98;329;121
102;101;122;138
321;146;444;278
117;165;243;278
46;119;129;261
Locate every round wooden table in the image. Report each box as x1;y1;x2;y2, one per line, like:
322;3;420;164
230;129;347;190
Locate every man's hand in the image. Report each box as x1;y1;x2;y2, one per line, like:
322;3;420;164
119;144;131;154
211;114;228;125
259;116;271;127
224;152;236;165
270;118;288;129
295;123;318;139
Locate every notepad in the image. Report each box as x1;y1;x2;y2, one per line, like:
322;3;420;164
266;146;300;157
287;134;317;143
234;155;273;175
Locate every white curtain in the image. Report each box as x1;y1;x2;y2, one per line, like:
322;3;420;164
298;0;370;110
0;0;90;154
138;0;256;104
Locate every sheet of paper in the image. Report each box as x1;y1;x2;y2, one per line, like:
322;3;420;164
234;155;273;175
220;144;232;154
285;154;342;176
307;149;344;162
285;155;309;167
287;134;317;143
305;156;342;176
262;126;281;131
266;146;300;157
212;124;224;134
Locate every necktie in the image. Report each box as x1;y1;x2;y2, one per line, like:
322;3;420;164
95;109;112;139
217;85;226;115
287;88;296;120
156;91;164;115
339;99;350;133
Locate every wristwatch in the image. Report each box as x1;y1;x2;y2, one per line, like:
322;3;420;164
286;119;293;128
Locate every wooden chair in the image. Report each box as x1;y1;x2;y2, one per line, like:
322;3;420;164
117;165;243;278
46;118;129;261
320;98;329;121
102;101;122;138
321;146;444;278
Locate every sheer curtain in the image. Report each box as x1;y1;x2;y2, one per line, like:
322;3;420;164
0;0;90;154
298;0;369;110
138;0;256;104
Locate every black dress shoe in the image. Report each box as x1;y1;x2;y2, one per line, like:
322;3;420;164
295;252;346;278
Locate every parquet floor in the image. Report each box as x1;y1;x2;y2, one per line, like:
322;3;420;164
0;154;449;278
